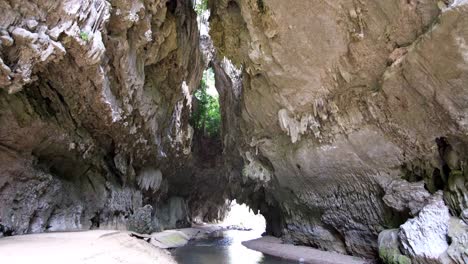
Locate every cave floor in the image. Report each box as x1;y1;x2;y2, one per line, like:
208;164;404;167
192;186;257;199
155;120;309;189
242;236;373;264
0;226;373;264
0;230;176;264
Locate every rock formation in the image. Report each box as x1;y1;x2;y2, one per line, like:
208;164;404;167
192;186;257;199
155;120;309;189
208;0;468;261
0;0;202;234
1;0;467;263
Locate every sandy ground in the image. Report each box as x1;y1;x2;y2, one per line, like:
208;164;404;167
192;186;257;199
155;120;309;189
0;225;233;264
242;236;375;264
0;226;377;264
0;230;176;264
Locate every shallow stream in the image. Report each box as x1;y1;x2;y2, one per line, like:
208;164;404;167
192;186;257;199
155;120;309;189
172;230;297;264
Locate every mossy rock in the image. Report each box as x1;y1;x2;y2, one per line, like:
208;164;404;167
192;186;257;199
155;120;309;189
379;248;412;264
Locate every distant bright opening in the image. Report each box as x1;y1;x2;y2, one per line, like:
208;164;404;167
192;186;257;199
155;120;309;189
190;68;221;139
221;200;266;233
193;0;210;35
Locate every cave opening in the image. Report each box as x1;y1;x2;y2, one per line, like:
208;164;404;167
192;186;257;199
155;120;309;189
190;67;222;162
190;68;220;140
221;200;266;233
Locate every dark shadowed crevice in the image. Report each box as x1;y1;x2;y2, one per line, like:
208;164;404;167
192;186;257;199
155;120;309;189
166;0;178;14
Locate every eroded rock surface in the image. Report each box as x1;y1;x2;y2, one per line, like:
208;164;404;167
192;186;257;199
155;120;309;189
209;0;468;259
399;193;450;263
0;0;202;235
0;0;467;263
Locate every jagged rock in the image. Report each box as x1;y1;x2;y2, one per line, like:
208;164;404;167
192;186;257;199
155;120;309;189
209;0;468;258
399;193;450;264
383;180;432;216
447;217;468;264
0;0;467;262
11;28;38;44
127;205;160;234
445;170;468;217
0;0;202;236
462;209;468;224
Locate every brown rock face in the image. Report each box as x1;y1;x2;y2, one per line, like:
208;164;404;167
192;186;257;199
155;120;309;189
1;0;467;262
209;0;468;259
0;0;202;234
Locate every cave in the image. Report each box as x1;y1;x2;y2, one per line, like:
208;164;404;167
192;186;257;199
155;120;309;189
0;0;468;263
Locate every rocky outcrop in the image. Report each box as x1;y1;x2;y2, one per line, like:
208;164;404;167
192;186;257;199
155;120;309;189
209;0;468;259
0;0;202;235
378;229;411;264
383;180;432;216
1;0;467;263
447;216;468;264
127;205;160;234
378;192;468;264
398;193;450;264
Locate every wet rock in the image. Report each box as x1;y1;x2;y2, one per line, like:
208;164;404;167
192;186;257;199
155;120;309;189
150;230;190;249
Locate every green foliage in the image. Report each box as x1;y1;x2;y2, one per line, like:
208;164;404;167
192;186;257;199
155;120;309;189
190;69;221;138
79;31;89;42
379;248;411;264
194;0;209;15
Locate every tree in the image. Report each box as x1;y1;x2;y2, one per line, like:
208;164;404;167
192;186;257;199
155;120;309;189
190;69;221;138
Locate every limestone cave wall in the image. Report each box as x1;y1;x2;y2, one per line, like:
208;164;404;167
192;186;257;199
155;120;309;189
0;0;202;235
209;0;468;261
0;0;467;263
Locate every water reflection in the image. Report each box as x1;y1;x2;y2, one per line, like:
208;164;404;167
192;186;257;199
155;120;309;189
172;230;296;264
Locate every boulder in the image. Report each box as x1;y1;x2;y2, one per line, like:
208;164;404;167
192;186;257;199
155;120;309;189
446;217;468;264
383;180;432;216
127;205;160;234
378;229;411;264
399;192;450;264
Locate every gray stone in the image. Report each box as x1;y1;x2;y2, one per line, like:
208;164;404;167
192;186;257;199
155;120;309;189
209;0;468;259
0;35;14;47
399;193;450;264
383;180;432;216
157;197;190;230
378;229;411;264
0;0;202;236
462;209;468;224
127;205;160;234
11;28;38;43
445;170;468;217
0;0;467;263
447;217;468;264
